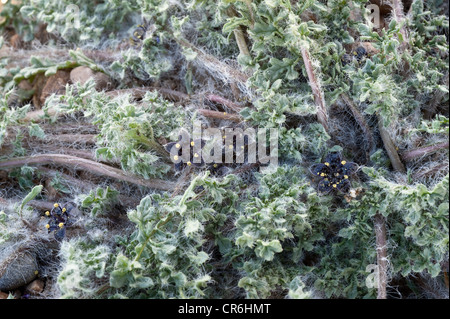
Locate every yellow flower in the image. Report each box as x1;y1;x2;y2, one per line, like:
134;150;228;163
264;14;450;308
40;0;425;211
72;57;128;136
59;223;64;228
320;173;326;177
191;141;195;146
175;143;181;148
344;175;349;179
324;162;329;166
341;161;346;165
62;208;66;213
45;224;50;229
173;155;179;161
332;184;337;188
54;203;59;208
45;211;50;216
187;161;192;166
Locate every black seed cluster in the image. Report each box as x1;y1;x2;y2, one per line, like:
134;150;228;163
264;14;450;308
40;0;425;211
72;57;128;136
129;19;159;46
165;137;207;171
341;46;369;66
44;203;72;241
310;152;358;194
164;130;252;175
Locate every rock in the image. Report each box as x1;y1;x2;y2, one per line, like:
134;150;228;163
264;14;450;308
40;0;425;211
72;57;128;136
39;70;71;106
0;251;38;291
0;291;9;299
9;34;24;50
70;66;112;91
24;279;44;295
18;79;33;91
31;73;48;109
92;72;112;91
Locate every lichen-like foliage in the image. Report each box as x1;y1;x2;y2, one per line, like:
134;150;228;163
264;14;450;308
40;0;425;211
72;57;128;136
0;0;448;300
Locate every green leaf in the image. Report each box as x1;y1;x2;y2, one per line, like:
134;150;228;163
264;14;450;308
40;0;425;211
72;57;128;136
254;239;283;261
28;123;46;139
19;185;43;216
130;275;154;289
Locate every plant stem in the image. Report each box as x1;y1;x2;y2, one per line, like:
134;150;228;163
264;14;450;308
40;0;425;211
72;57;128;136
373;113;410;299
300;47;329;134
206;94;243;113
227;6;251;57
377;118;406;173
197;109;243;122
401;141;449;162
0;154;176;191
374;212;388;299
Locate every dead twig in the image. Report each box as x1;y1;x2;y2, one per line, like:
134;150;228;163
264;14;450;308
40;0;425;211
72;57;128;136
401;141;449;162
378;119;406;173
205;94;244;113
197;109;243;123
0;154;176;191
